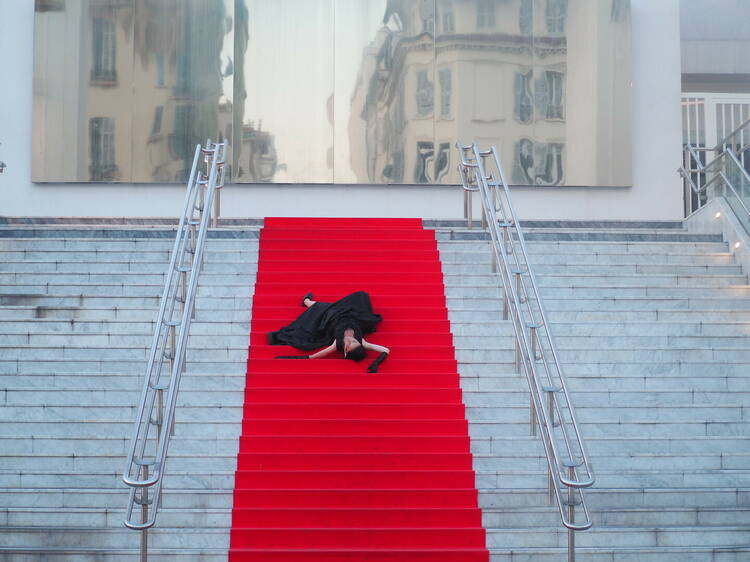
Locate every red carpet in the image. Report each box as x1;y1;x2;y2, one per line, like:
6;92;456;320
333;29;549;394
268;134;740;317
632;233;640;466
229;217;489;561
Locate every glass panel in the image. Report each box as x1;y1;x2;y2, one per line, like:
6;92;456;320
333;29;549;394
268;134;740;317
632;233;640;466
234;0;334;183
131;0;234;183
331;0;389;183
339;0;435;184
721;154;750;235
32;0;632;186
33;0;136;182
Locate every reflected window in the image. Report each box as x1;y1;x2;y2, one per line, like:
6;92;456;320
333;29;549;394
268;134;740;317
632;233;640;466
514;70;533;123
440;1;455;33
155;54;165;87
36;0;65;11
416;71;434;116
477;0;496;29
170;105;196;161
420;0;435;33
89;117;116;181
538;143;564;184
439;68;452;117
91;17;116;83
545;0;567;34
512;139;564;185
150;106;163;137
535;70;564;120
611;0;627;22
519;0;532;35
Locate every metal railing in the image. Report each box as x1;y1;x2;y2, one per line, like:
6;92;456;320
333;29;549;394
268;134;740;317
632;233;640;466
680;116;750;221
122;141;226;558
456;143;595;562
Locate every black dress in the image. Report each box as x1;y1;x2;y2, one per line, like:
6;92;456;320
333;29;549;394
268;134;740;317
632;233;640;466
267;291;382;351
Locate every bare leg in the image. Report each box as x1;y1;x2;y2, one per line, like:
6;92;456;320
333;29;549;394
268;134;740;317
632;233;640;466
303;298;316;308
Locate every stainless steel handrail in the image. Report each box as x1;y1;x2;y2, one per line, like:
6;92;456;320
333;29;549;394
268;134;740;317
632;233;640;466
122;141;226;544
680;137;750;219
455;143;594;559
715;116;750;151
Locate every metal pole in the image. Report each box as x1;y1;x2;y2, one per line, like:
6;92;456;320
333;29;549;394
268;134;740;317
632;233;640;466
140;465;148;562
568;465;576;562
212;187;221;228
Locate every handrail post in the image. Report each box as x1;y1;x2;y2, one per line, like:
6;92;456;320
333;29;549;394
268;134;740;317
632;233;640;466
140;464;148;562
568;465;576;562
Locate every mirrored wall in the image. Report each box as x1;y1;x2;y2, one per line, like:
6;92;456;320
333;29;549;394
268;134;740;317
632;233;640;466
33;0;632;185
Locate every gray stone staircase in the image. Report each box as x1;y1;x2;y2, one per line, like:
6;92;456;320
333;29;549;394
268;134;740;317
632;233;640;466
0;227;259;560
435;220;750;561
2;220;750;560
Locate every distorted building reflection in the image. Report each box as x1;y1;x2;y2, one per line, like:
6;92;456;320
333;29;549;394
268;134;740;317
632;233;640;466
33;0;630;186
33;0;233;183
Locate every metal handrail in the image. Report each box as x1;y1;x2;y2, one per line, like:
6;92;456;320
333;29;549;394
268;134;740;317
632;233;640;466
680;137;750;220
455;143;594;555
122;141;225;540
715;116;750;151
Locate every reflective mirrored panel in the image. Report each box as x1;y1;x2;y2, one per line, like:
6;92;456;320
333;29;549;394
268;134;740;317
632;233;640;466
34;0;136;182
338;0;436;184
132;0;234;183
234;0;333;183
33;0;234;184
33;0;631;186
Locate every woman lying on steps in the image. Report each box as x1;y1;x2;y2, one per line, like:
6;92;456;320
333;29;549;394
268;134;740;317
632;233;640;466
268;290;390;373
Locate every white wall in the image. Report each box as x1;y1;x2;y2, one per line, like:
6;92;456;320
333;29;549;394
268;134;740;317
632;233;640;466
0;0;683;220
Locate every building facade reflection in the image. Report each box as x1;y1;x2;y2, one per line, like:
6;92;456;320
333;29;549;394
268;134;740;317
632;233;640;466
33;0;631;186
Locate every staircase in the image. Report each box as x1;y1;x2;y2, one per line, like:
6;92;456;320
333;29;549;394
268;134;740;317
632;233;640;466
0;227;258;559
435;220;750;560
1;219;749;560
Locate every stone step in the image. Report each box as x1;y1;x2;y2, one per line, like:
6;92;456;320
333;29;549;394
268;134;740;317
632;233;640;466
487;546;749;561
0;320;249;334
449;306;750;321
442;262;744;275
449;297;750;312
455;347;750;362
458;361;750;376
438;241;731;254
437;230;724;243
445;286;750;299
1;507;232;529
0;284;253;298
0;273;256;285
0;261;260;274
0;295;253;308
0;249;260;263
0;238;257;251
446;272;749;287
0;360;244;375
440;250;735;266
0;526;229;549
483;525;750;549
0;347;248;361
482;505;750;528
459;374;750;392
1;488;233;509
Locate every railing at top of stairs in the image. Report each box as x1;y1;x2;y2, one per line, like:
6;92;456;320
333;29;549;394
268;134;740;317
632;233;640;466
680;116;750;228
122;140;226;559
456;143;595;562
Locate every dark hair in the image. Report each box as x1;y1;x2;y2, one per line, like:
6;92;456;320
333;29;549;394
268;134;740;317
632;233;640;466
345;344;367;362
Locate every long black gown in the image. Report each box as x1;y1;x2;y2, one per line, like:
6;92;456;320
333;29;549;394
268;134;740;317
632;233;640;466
267;291;382;351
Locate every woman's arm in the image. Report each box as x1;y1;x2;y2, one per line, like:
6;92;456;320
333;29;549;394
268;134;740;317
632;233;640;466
309;341;337;359
362;338;389;355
